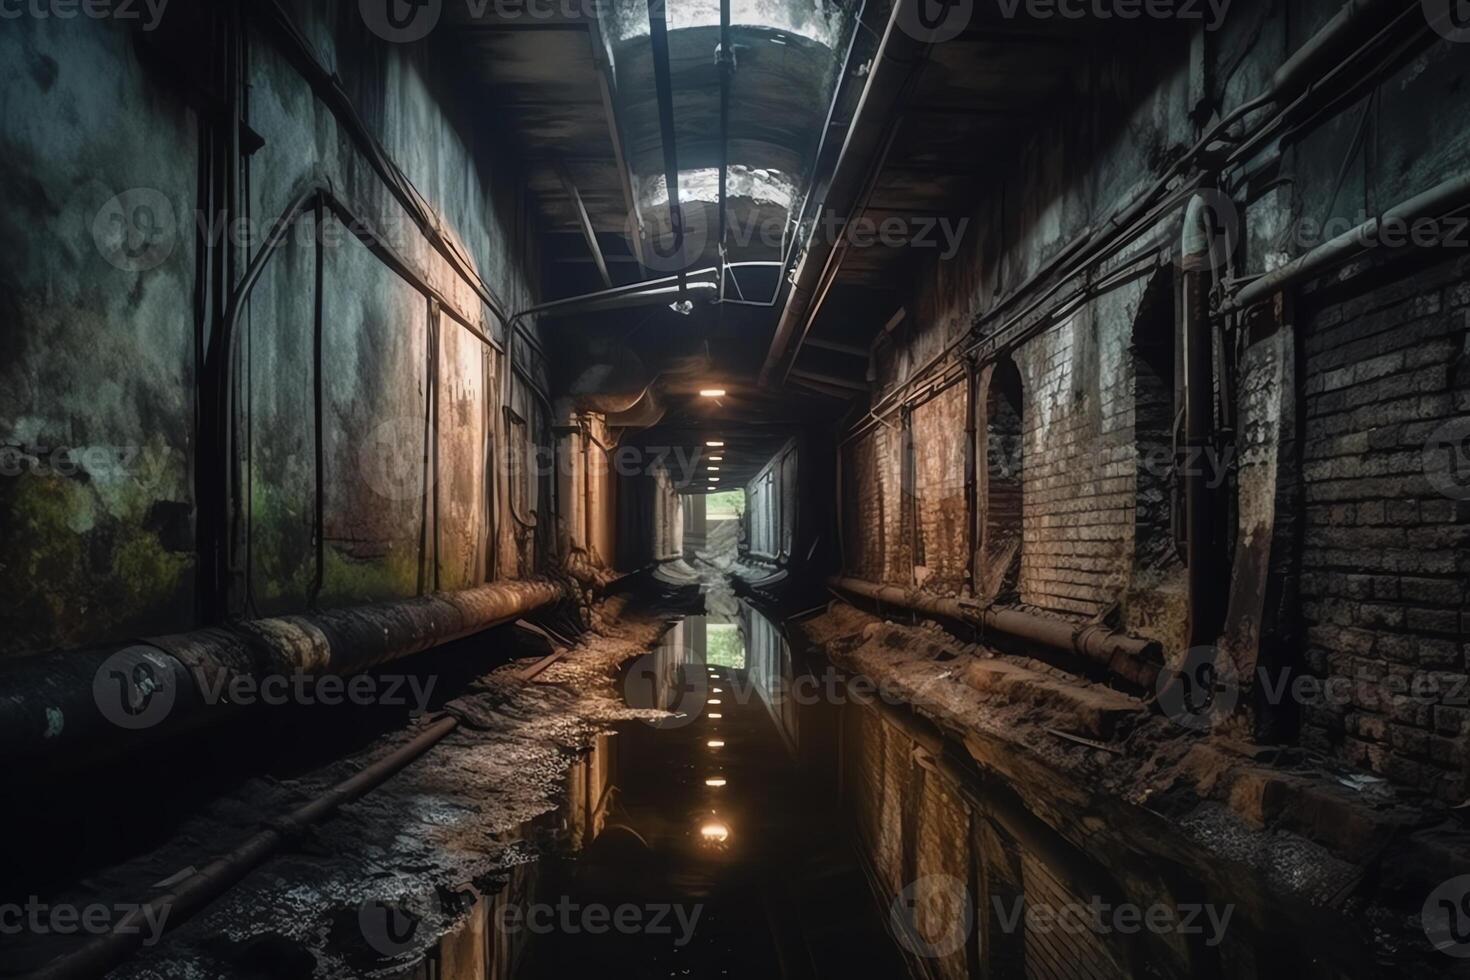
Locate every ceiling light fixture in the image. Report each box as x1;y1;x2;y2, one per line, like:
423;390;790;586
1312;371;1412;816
706;440;724;447
699;388;726;398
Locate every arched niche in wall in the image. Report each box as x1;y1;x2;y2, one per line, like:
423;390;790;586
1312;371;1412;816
977;353;1024;602
1130;266;1182;574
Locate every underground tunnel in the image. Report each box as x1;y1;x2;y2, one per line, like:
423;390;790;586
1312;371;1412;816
2;0;1470;977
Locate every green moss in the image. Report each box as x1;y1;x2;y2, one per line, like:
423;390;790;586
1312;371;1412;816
320;542;423;606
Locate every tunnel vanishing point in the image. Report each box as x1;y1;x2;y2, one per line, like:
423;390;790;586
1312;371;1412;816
3;0;1470;977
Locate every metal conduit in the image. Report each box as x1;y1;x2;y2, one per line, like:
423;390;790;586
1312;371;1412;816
829;576;1162;689
0;579;565;766
23;623;572;980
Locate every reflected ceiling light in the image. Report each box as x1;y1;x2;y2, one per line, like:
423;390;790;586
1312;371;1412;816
705;777;727;787
709;456;723;462
708;713;722;718
707;698;722;705
706;440;724;447
699;821;730;843
712;687;723;693
707;467;720;472
707;739;725;748
699;388;727;398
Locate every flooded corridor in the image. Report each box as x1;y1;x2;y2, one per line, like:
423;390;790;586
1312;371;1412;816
5;3;1470;976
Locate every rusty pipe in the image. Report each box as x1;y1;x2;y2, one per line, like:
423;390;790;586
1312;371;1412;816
24;630;573;980
828;576;1162;688
0;579;564;766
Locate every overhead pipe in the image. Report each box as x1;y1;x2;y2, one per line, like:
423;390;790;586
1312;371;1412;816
0;579;565;766
1225;171;1470;311
829;576;1162;689
759;0;928;385
1270;0;1402;100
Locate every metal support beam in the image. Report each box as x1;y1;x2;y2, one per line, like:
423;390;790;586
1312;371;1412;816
556;159;613;288
646;0;687;293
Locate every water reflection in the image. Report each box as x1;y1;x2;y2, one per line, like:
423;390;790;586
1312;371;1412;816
512;607;905;979
503;602;1378;980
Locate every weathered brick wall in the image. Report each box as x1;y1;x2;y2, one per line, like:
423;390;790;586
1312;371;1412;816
843;424;911;585
1297;255;1470;801
1014;313;1134;619
911;380;970;596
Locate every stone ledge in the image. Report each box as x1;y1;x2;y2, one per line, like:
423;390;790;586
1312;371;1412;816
963;659;1147;739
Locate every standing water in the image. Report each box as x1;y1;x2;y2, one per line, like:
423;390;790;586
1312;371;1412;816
503;601;1385;979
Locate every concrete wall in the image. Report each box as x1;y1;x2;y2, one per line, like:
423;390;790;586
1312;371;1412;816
746;440;797;561
837;9;1470;797
0;4;563;657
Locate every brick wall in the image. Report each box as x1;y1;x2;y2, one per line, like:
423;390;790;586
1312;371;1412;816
1015;314;1134;619
1298;254;1470;801
844;424;911;585
912;380;970;596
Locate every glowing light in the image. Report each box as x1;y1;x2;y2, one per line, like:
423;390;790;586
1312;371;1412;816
707;739;725;748
712;687;723;693
709;456;724;462
707;467;720;472
705;777;727;787
699;388;727;398
707;699;722;705
706;440;725;447
708;713;722;719
700;821;730;843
